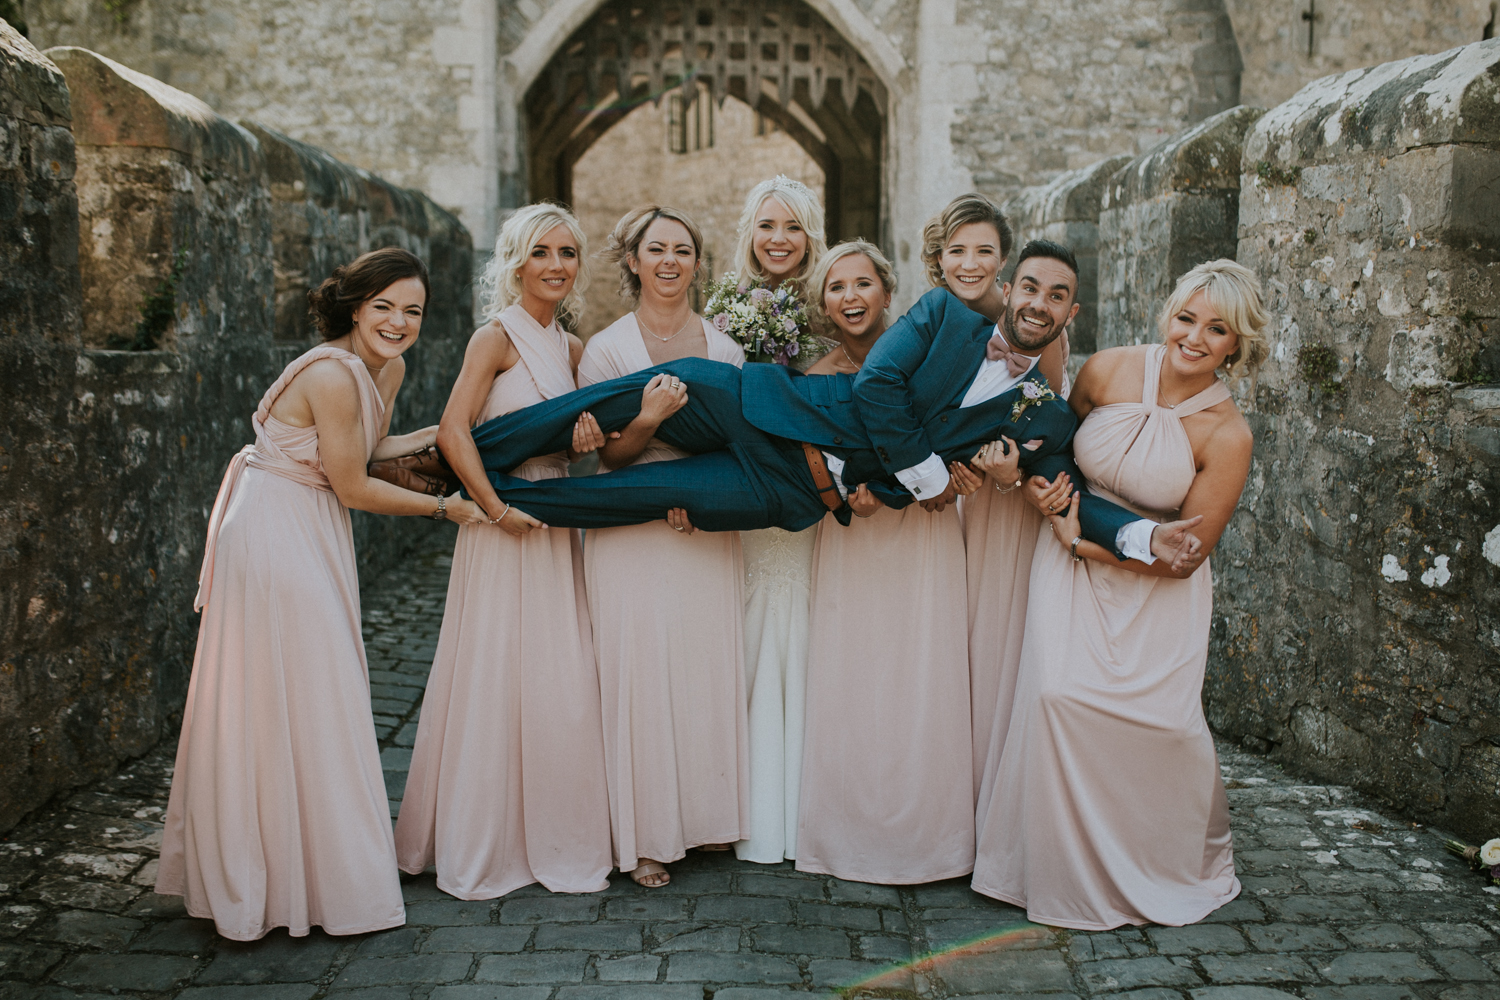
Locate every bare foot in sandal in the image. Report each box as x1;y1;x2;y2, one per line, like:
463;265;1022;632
629;860;670;887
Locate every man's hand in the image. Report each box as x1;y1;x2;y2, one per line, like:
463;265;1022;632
1151;517;1206;576
848;484;884;518
918;480;959;512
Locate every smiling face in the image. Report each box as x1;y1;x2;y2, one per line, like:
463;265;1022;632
349;276;427;362
1001;256;1079;352
822;252;891;342
629;217;700;306
751;195;809;286
1164;288;1240;376
518;222;581;310
940;221;1004;305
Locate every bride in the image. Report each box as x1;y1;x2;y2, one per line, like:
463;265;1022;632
729;176;829;864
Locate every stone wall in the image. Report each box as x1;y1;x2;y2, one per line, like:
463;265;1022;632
0;34;469;832
1096;105;1265;351
1208;40;1500;839
1002;154;1130;355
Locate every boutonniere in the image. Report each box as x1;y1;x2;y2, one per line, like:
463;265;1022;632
1010;379;1058;421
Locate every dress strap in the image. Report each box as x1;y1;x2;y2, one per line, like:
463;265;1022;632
1142;343;1166;409
1169;379;1232;417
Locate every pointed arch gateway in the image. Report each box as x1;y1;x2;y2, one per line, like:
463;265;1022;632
524;0;888;247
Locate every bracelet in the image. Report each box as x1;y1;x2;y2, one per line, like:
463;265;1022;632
1070;535;1083;562
431;495;447;521
490;504;510;525
995;477;1023;494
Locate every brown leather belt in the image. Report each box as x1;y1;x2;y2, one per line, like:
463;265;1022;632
801;441;844;512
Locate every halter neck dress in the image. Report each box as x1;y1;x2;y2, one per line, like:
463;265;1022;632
577;313;750;873
395;305;612;897
157;346;404;941
972;344;1240;930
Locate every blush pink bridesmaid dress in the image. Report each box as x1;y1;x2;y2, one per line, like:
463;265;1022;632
394;305;612;898
965;369;1071;833
972;344;1240;930
795;503;974;884
577;314;750;874
157;345;405;941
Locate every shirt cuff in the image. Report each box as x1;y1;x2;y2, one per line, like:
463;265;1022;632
1116;519;1157;564
823;453;849;501
895;453;949;499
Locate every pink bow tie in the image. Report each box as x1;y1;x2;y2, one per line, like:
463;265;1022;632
986;334;1033;377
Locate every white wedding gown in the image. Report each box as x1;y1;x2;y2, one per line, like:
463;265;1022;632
734;525;815;862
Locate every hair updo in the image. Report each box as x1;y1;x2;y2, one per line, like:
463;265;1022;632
920;193;1014;291
308;246;431;340
601;205;706;301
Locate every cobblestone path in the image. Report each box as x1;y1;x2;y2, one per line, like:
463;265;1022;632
4;547;1500;1000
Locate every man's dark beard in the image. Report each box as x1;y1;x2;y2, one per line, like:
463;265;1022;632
1002;302;1065;352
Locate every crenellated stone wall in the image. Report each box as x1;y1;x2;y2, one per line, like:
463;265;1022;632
1208;39;1500;838
1002;154;1130;355
1096;104;1265;351
0;31;470;832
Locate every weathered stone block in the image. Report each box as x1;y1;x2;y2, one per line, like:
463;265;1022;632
1096;105;1266;350
1209;39;1500;844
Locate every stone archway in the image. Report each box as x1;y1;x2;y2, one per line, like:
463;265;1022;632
521;0;889;247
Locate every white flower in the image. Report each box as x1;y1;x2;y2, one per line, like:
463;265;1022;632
1480;839;1500;866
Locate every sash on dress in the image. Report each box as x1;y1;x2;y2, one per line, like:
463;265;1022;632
194;346;383;611
497;304;576;401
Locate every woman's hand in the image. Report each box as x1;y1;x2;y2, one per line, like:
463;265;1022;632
848;484;884;518
948;461;983;497
1025;471;1072;516
640;373;690;425
570;412;616;458
971;436;1040;488
1045;491;1084;553
445;495;491;525
486;501;547;537
666;508;695;534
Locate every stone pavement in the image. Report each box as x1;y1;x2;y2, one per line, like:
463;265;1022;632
4;548;1500;1000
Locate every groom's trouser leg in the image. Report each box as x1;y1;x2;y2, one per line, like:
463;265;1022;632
487;449;812;532
469;358;751;473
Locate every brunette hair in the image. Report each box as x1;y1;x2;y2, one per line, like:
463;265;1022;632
920;193;1014;290
731;176;828;290
479;202;590;327
807;240;897;336
308;246;430;339
600;205;706;301
1013;239;1080;283
1157;259;1269;379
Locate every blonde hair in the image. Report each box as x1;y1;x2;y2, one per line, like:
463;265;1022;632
732;176;828;290
807;240;897;336
480;202;589;327
920;193;1014;291
1158;259;1268;379
599;205;706;301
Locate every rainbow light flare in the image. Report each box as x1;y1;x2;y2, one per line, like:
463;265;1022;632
834;920;1055;996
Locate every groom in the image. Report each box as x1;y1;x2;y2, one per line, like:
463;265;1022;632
467;240;1187;563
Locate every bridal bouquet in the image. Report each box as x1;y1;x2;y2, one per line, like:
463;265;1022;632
1445;836;1500;885
703;275;821;366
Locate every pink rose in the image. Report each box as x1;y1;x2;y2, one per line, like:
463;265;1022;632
712;313;730;332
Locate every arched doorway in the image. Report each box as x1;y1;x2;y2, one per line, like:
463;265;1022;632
523;0;887;249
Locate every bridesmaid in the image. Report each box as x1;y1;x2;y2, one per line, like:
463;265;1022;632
158;248;488;940
973;259;1265;929
795;241;977;884
579;206;749;888
918;194;1066;820
395;203;614;898
729;176;829;865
